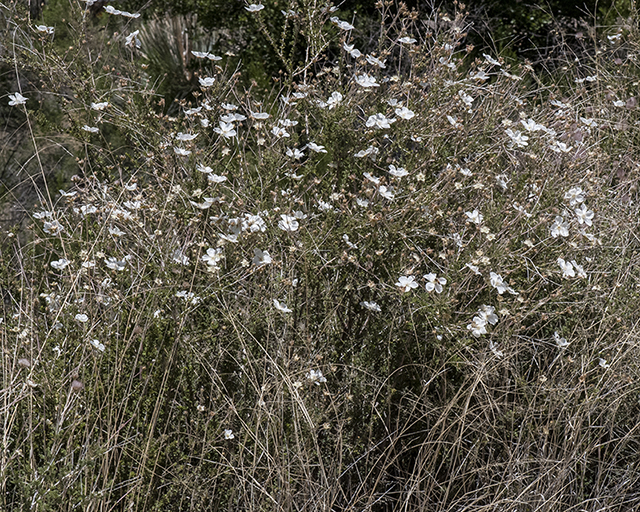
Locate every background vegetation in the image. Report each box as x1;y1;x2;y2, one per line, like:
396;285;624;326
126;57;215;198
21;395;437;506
2;0;640;511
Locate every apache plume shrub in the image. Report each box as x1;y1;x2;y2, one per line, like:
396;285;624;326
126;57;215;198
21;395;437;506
2;1;640;511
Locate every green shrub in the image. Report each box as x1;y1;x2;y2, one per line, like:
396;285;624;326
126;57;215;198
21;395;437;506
2;1;640;511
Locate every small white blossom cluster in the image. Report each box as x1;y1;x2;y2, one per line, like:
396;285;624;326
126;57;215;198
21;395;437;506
467;305;499;337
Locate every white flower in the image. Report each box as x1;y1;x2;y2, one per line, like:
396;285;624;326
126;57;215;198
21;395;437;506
557;258;576;278
598;358;610;369
245;3;264;12
489;341;504;358
307;369;327;384
388;165;408;178
190;197;215;209
176;132;197;141
172;249;190;265
447;115;462;128
90;339;106;352
75;313;89;323
306;142;327;153
224;429;235;440
520;118;546;132
564;187;585;206
478;305;499;325
279;118;298;127
613;100;625;107
554;331;569;349
378;185;394;200
330;16;354;30
366;113;395;129
8;92;27;106
286;148;305;160
465;209;483;225
281;95;299;106
91;101;108;110
366;54;386;68
326;91;343;109
273;299;293;313
363;172;380;185
208;173;227;184
123;200;141;210
395;106;415;120
549;140;572;153
105;257;126;271
439;56;457;69
253;249;272;266
470;70;489;81
109;226;125;236
550;99;569;109
104;5;139;17
572;260;587;278
483;53;501;66
550;216;569;238
82;125;99;133
501;70;522;81
214;121;237;138
196;164;213;174
50;258;70;270
466;263;481;275
361;301;381;312
125;30;140;48
271;126;290;138
574;203;594;226
505;128;529;147
174;147;191;156
244;214;267;232
278;215;299;232
43;220;63;235
467;316;487;337
490;272;509;294
355;74;379;88
343;43;362;58
495;175;509;190
35;25;54;34
343;234;357;249
458;90;474;107
424;273;446;293
355;146;378;159
396;275;418;292
251;111;270;119
81;204;99;216
176;291;202;305
202;248;224;269
399;36;416;44
191;51;222;61
198;76;215;87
